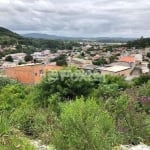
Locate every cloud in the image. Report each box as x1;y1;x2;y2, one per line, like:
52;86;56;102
0;0;150;37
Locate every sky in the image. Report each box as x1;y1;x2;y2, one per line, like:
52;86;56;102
0;0;150;37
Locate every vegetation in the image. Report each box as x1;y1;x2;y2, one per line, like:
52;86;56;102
0;27;21;39
51;54;68;66
5;55;13;62
24;54;33;62
0;27;80;57
127;36;150;48
53;98;120;150
92;57;107;66
0;67;149;149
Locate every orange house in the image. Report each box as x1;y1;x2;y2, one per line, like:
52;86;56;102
119;56;135;63
5;64;63;84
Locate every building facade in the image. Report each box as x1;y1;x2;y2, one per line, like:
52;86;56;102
5;64;62;84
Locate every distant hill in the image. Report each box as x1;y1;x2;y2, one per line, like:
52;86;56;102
22;33;136;42
22;33;65;40
0;27;21;39
0;27;136;43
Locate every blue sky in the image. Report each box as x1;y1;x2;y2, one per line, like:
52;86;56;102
0;0;150;37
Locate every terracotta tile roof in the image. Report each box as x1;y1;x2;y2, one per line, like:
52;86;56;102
119;56;135;63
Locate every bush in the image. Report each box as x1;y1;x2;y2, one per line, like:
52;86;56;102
53;97;120;150
92;83;121;101
132;74;150;86
137;81;150;114
0;84;26;111
11;101;50;138
104;75;129;90
105;94;149;144
0;77;18;90
36;67;102;106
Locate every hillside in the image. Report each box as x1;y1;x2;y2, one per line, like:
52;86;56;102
127;37;150;48
0;27;80;56
0;27;21;39
22;33;65;40
23;32;136;42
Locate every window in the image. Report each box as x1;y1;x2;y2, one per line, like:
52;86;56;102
39;69;44;76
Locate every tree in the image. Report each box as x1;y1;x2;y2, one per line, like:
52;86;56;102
24;54;33;62
92;83;121;101
36;67;102;106
56;55;67;66
109;55;117;63
104;74;129;90
147;52;150;58
106;46;113;52
53;97;120;150
132;74;150;86
92;57;107;66
147;62;150;71
5;55;13;62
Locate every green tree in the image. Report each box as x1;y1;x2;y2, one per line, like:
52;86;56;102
132;74;150;86
24;54;33;62
147;62;150;71
92;83;121;101
147;52;150;58
104;75;129;90
56;55;67;66
92;57;107;66
5;55;13;62
36;67;102;106
53;97;120;150
109;55;117;63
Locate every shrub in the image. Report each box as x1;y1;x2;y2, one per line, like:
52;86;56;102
0;77;17;90
36;67;102;106
105;94;149;144
53;97;120;150
11;101;50;138
0;84;26;111
104;75;129;90
132;74;150;86
0;113;11;136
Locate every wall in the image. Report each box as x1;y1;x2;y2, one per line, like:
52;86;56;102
5;64;62;84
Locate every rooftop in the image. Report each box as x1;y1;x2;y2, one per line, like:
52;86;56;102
101;65;131;72
119;56;135;63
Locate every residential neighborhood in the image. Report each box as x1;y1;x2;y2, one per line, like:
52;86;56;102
0;40;150;83
0;0;150;148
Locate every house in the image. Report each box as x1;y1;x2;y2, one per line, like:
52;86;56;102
68;57;92;67
5;53;26;63
80;65;99;73
42;50;50;56
119;54;143;64
119;56;135;64
5;63;63;84
99;65;131;76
